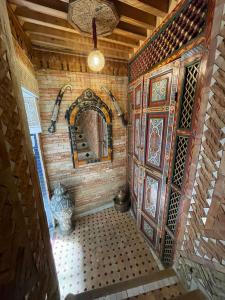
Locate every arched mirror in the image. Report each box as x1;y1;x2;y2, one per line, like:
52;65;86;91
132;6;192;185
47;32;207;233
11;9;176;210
66;89;112;168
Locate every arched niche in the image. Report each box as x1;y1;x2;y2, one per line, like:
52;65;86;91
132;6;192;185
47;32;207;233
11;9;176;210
66;89;113;168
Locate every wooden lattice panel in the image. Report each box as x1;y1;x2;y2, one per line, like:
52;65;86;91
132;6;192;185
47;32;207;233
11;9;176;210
128;0;208;82
179;62;200;129
175;3;225;298
172;136;189;189
0;1;59;298
166;190;181;234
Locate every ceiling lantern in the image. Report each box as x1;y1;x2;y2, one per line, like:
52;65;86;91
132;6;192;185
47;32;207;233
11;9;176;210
68;0;119;72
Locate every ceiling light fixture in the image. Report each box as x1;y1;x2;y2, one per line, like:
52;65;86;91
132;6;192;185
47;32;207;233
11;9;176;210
87;18;105;72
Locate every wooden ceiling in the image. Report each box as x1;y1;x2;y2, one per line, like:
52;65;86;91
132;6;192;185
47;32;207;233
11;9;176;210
8;0;172;61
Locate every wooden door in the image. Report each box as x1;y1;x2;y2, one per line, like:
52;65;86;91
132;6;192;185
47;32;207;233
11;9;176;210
161;52;204;265
128;78;144;220
140;62;180;253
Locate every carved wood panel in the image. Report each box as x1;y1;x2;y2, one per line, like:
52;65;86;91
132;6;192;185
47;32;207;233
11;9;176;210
141;215;156;248
142;171;161;224
134;114;141;160
145;113;168;171
148;72;172;108
134;84;142;110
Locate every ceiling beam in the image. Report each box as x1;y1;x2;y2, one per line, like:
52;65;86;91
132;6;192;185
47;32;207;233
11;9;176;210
116;0;169;18
23;22;132;54
114;27;146;41
115;1;156;30
117;21;147;39
9;0;156;31
29;34;130;60
15;6;139;48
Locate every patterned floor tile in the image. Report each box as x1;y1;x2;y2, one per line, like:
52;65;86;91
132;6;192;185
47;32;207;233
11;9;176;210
52;208;158;299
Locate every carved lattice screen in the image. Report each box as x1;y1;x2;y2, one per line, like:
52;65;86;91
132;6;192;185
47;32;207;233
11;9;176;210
162;59;201;265
0;1;59;298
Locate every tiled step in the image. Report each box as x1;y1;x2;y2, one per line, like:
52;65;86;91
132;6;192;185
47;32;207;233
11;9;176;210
65;269;179;300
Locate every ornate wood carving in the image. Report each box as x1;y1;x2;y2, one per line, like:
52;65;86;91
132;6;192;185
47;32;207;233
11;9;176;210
143;171;161;224
68;0;119;36
66;88;112;168
128;0;209;82
141;216;156;247
145;113;168;171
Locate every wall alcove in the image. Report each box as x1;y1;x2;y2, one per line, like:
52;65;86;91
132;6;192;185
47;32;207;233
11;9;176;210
66;88;113;168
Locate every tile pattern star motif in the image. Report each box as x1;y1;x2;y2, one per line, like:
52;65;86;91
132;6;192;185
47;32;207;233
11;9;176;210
52;208;158;299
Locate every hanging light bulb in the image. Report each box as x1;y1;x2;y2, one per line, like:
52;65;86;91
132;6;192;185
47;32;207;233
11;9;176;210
87;18;105;72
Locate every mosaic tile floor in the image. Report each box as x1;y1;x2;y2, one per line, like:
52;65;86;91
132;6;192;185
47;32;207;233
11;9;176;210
52;207;159;299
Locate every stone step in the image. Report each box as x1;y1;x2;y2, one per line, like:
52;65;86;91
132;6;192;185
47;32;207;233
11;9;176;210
65;269;180;300
126;280;185;299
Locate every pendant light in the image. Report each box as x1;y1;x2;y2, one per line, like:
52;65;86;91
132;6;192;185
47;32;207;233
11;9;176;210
87;18;105;72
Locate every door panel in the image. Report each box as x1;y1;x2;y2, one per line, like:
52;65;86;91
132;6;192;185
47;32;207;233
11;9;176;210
141;215;156;247
133;162;139;201
142;171;162;223
145;113;168;171
131;194;138;219
148;72;172;107
134;84;142;110
134;114;141;160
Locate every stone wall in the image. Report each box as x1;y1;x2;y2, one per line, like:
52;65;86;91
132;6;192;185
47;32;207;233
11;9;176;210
36;69;128;215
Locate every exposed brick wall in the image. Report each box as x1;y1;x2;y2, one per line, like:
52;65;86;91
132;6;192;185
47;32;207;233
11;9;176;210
36;69;128;214
79;110;100;158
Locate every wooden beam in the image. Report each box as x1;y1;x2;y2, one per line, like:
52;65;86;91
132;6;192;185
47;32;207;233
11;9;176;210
9;0;67;18
115;21;147;40
15;6;139;48
23;22;132;54
116;0;169;18
115;1;156;30
29;34;130;60
10;0;150;38
7;3;32;52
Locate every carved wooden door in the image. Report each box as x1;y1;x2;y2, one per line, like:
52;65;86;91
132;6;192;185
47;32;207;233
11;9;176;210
128;78;144;220
139;62;180;255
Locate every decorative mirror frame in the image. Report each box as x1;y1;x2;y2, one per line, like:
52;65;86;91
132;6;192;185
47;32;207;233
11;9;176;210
66;89;113;168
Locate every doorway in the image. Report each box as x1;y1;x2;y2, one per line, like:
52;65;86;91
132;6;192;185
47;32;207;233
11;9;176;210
21;87;54;235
